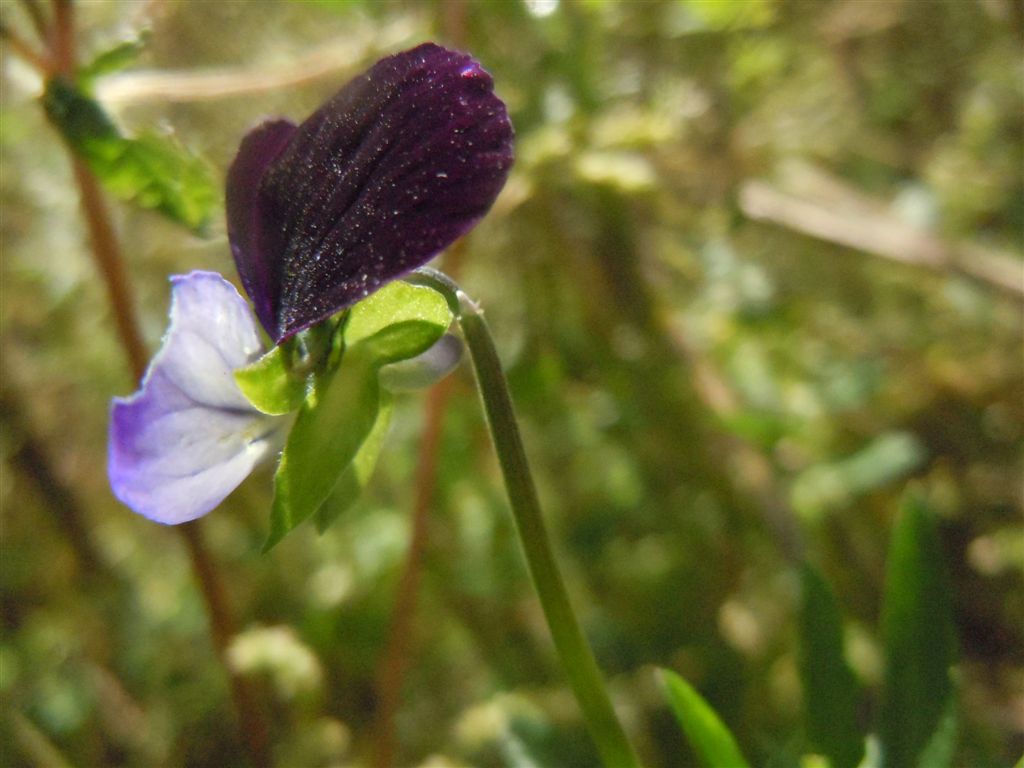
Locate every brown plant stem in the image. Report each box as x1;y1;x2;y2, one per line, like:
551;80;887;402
179;523;271;767
0;23;51;71
69;158;149;380
19;0;50;41
47;2;270;765
372;376;456;768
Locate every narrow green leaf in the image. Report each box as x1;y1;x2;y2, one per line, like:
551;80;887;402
660;669;750;768
878;492;957;768
315;392;394;533
42;78;217;232
917;695;958;768
265;352;379;551
798;564;864;768
235;346;308;415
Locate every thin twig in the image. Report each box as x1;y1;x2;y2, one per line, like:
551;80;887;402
19;0;50;41
0;22;51;71
179;523;271;768
50;0;72;74
739;179;1024;302
44;3;270;765
373;219;468;767
94;23;414;105
69;158;149;380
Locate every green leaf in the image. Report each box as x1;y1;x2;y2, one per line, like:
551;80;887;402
266;283;452;548
266;351;379;551
42;78;217;232
798;564;864;768
878;492;957;768
77;34;149;89
660;669;750;768
344;281;453;354
235;346;308;415
315;392;394;533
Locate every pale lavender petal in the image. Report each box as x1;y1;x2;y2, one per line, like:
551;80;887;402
108;271;277;525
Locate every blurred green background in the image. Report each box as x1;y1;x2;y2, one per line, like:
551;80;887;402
2;1;1022;766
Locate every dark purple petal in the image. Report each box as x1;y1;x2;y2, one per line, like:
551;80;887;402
108;272;280;524
225;120;297;337
226;43;514;342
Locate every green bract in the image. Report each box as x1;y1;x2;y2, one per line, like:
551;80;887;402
261;282;453;550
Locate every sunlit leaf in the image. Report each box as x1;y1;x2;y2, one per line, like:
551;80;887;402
798;564;864;768
878;492;957;768
661;669;750;768
42;78;217;232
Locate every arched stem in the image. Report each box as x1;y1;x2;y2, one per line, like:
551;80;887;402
410;268;642;768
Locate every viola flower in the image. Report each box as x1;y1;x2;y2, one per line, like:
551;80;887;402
109;43;514;523
226;42;514;343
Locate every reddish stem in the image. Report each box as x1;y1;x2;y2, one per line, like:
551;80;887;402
47;3;270;764
372;376;455;768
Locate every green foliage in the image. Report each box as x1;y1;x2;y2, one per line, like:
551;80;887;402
267;283;452;549
878;493;958;768
235;345;309;415
661;669;750;768
77;34;149;89
798;564;864;768
42;78;216;232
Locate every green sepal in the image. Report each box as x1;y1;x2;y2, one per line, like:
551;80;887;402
234;346;309;415
798;563;864;768
265;282;453;549
878;492;957;768
344;281;453;353
42;78;217;233
660;669;750;768
315;392;394;533
265;350;380;552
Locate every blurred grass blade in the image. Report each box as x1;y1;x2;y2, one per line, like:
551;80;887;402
798;563;864;768
660;669;750;768
878;492;957;768
42;78;217;233
917;695;958;768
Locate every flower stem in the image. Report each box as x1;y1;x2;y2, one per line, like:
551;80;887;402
410;269;643;768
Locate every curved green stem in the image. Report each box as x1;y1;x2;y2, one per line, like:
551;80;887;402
410;269;642;768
